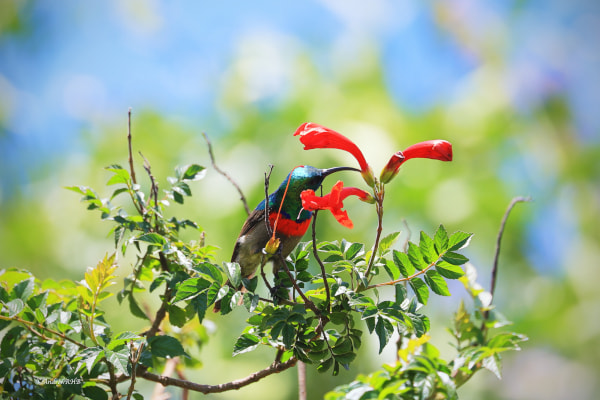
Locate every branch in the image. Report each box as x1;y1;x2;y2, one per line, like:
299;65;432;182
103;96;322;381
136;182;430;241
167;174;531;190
364;184;385;285
127;108;137;185
263;165;274;237
485;196;531;319
143;284;172;338
138;358;297;394
0;314;86;349
311;211;331;313
202;132;250;215
363;252;445;291
102;356;119;399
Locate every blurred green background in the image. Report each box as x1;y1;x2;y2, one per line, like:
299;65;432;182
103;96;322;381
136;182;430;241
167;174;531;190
1;1;599;399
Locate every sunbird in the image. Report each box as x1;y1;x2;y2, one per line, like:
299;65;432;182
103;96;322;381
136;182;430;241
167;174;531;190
214;165;358;312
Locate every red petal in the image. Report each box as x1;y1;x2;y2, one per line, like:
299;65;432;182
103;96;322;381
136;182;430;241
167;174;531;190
294;123;370;173
402;140;453;162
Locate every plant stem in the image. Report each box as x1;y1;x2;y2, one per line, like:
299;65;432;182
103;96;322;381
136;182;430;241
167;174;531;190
311;211;331;313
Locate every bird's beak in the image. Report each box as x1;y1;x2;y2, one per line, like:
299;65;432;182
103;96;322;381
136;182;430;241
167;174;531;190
321;166;362;177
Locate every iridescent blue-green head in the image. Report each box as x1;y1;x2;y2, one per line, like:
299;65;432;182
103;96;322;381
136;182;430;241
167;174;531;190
262;165;359;220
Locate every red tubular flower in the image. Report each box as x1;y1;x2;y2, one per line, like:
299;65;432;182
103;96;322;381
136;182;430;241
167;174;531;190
380;140;453;184
300;180;373;229
294;122;375;186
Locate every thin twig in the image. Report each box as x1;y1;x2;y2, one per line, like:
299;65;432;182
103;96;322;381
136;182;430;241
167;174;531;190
276;251;320;316
126;341;144;400
140;152;159;217
311;211;331;313
202;132;250;215
264;165;274;237
128;108;137;185
364;185;385;285
363;252;445;290
0;315;86;349
484;196;531;320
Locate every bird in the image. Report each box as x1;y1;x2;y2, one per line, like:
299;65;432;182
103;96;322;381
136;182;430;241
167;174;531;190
214;165;358;312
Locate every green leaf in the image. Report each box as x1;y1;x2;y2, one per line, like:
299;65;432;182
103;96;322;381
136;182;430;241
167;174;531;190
435;261;465;279
168;304;187;327
448;231;472;252
407;242;426;269
107;332;144;350
383;259;400;280
409;278;429;305
243;293;259;312
282;323;296;349
434;225;449;253
83;385;109;400
419;231;436;263
136;233;167;246
181;164;206;181
442;252;469;266
375;317;393;354
5;299;24;317
105;348;130;375
393;250;416;277
233;333;260;356
223;262;242;289
482;353;502;379
11;278;35;301
424;270;451;296
379;231;401;254
317;357;334;373
172;278;210;303
345;242;364;260
147;335;188;358
128;294;150;320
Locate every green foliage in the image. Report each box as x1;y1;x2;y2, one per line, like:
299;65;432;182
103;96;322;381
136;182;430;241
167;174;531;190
0;140;525;399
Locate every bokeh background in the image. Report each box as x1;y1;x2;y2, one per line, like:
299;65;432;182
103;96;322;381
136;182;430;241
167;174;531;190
1;1;599;399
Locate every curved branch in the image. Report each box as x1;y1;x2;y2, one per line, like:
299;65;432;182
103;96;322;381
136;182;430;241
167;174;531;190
202;132;250;216
138;358;297;394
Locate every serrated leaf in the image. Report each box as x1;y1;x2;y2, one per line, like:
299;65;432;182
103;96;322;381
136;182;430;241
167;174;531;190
232;333;260;356
5;299;24;317
419;231;436;263
375;317;393;353
434;225;449;253
435;261;465;279
11;278;34;301
243;293;259;312
442;251;469;266
424;270;451;296
136;233;167;246
393;250;416;277
448;231;472;252
223;262;242;289
345;242;364;260
147;335;188;358
379;231;401;254
383;259;400;280
407;242;426;269
482;353;502;379
105;348;130;375
172;278;210;303
409;278;429;305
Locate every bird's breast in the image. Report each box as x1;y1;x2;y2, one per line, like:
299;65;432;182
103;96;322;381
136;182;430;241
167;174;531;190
268;212;312;236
